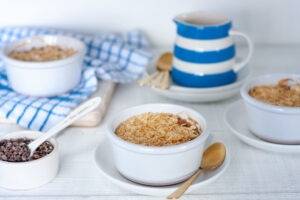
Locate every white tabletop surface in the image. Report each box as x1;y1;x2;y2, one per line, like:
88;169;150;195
0;44;300;200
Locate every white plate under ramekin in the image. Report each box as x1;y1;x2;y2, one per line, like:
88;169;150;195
1;35;86;97
94;137;230;196
106;104;209;186
241;74;300;145
151;65;250;102
0;131;59;190
225;100;300;154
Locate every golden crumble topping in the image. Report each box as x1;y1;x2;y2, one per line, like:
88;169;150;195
115;112;201;146
249;78;300;107
9;45;76;62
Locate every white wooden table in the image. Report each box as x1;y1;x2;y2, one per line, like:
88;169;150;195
0;45;300;200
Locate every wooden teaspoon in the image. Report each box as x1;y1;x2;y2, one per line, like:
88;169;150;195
167;142;226;199
138;52;172;89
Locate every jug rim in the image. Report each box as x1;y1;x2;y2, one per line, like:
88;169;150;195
174;11;231;28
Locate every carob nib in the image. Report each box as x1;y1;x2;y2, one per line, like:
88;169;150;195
0;138;54;162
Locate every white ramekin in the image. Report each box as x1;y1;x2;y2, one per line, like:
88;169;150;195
241;74;300;144
1;35;86;97
106;104;209;186
0;131;59;190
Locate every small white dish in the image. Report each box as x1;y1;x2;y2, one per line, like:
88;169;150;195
241;74;300;144
94;138;230;196
0;97;100;190
0;131;59;190
225;100;300;154
1;35;86;97
106;104;209;186
151;65;250;102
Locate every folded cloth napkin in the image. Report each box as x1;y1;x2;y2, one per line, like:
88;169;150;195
0;27;152;131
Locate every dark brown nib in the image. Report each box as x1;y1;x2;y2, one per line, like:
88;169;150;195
0;138;54;162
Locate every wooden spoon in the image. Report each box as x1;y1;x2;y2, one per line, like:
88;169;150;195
167;143;226;199
157;52;172;71
138;52;172;89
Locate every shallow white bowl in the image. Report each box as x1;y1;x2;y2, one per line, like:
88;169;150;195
240;74;300;144
225;100;300;154
0;131;59;190
1;35;86;97
151;65;250;102
106;104;209;186
94;137;230;196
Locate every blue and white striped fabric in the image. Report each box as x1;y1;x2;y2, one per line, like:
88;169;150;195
0;27;152;131
171;12;237;87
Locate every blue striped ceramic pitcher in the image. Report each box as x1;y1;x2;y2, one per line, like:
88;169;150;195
172;11;253;87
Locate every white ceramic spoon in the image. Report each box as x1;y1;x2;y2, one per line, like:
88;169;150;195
28;97;101;157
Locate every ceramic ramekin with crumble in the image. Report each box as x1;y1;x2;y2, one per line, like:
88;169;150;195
106;104;209;186
241;74;300;144
1;35;86;97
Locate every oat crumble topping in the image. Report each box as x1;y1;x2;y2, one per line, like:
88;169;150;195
115;112;201;146
249;78;300;107
9;45;76;62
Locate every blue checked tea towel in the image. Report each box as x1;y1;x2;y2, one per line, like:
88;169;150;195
0;27;152;131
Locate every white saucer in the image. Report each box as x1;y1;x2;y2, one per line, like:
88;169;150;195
151;66;250;102
225;100;300;154
94;139;230;196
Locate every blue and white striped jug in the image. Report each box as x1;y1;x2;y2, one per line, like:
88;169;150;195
172;11;253;87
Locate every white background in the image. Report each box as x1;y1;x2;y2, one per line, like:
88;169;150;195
0;0;299;46
0;1;300;200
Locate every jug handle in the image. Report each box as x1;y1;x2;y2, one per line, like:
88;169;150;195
230;30;254;72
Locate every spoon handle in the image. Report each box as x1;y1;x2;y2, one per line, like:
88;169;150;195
167;169;203;199
28;97;101;152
